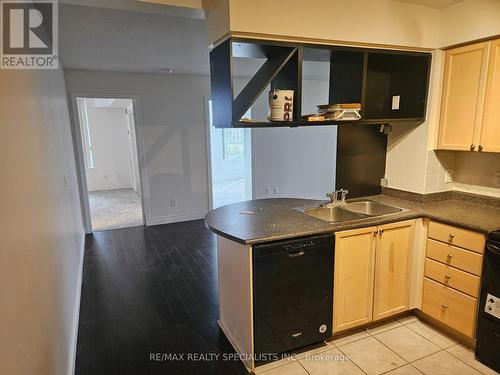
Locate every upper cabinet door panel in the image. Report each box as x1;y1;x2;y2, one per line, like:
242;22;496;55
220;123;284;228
480;39;500;153
438;42;490;151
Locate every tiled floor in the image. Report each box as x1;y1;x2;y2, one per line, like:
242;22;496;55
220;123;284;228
255;316;499;375
89;188;143;231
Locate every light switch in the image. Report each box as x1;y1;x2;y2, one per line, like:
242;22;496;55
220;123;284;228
391;95;400;110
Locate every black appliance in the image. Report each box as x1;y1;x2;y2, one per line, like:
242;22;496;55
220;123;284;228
475;229;500;372
253;234;334;359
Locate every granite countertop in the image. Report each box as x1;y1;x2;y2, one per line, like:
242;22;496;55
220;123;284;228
204;195;500;245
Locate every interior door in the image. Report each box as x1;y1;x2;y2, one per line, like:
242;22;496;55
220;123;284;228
480;38;500;153
373;220;414;320
438;42;490;151
333;226;376;332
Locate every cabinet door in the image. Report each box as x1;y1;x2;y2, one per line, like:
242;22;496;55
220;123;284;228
373;220;414;321
333;226;376;332
480;39;500;153
438;42;490;151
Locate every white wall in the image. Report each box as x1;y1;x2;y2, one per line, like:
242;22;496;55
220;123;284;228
440;0;500;47
207;0;440;48
249;78;338;200
64;69;211;225
0;68;84;375
385;50;444;194
84;101;135;192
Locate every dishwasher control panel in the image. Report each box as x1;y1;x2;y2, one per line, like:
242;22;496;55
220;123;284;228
485;293;500;320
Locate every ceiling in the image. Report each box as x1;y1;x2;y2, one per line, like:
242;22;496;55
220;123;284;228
59;4;210;74
395;0;462;9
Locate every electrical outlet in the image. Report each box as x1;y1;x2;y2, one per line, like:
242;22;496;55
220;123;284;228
380;178;388;187
170;199;177;207
63;173;69;188
444;169;453;183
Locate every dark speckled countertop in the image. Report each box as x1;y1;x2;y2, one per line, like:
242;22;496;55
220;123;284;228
204;195;500;244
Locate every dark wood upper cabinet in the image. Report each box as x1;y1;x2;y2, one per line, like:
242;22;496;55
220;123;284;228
363;52;431;121
209;38;431;128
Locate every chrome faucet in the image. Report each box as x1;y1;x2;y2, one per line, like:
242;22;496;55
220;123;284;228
324;189;349;206
326;191;339;204
340;189;349;204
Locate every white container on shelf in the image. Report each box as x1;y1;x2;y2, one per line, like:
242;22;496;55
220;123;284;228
268;89;294;122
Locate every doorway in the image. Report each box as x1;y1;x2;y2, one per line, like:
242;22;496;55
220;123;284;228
75;97;144;231
207;100;253;209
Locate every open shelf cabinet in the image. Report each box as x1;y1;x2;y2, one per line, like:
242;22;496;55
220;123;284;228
209;38;432;128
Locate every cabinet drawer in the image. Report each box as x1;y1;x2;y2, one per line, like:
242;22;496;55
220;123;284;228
428;221;485;253
426;239;483;276
424;258;480;297
422;278;477;338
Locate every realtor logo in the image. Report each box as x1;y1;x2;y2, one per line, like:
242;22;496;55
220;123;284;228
1;0;58;69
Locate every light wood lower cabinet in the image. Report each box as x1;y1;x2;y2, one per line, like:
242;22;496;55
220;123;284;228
426;239;483;276
333;226;376;332
373;221;414;321
424;258;480;298
333;220;415;333
422;221;485;338
422;278;477;338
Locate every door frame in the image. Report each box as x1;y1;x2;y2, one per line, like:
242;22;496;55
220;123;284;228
69;92;149;233
203;97;214;211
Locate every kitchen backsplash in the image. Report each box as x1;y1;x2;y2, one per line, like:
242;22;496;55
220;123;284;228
430;150;500;197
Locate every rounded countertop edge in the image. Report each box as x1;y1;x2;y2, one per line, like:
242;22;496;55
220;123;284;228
204;197;499;245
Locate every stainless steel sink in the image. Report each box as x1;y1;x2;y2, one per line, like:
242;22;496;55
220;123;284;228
342;201;403;216
300;199;405;223
303;206;366;223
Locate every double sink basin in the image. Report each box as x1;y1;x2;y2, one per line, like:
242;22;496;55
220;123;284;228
301;200;405;223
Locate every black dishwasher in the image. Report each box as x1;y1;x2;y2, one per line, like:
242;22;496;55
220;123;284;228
475;229;500;372
253;234;333;359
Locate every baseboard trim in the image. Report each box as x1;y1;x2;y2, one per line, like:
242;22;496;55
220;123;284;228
147;211;207;226
69;231;85;375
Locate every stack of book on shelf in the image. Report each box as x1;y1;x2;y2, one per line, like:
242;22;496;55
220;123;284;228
303;103;362;122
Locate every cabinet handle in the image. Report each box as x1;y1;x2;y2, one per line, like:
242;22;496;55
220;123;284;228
448;234;454;242
478;145;483;152
446;254;453;262
441;304;448;311
379;229;384;236
470;144;475;151
444;275;451;282
373;230;379;236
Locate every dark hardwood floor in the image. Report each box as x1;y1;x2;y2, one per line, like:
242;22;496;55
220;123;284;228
75;220;248;375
